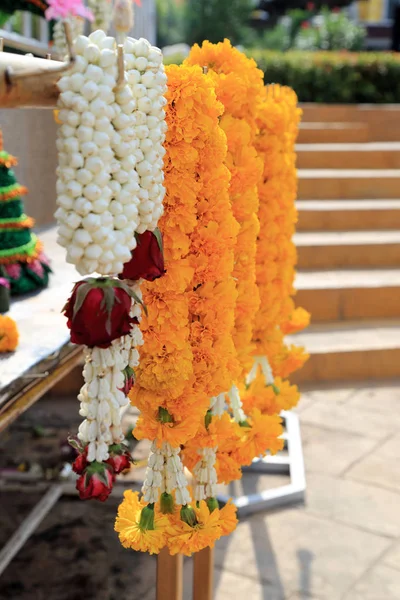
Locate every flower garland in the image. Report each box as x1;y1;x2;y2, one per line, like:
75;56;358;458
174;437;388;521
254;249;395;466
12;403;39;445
116;63;239;555
88;0;113;33
253;83;309;381
181;41;286;489
0;314;18;352
55;30;166;276
54;30;167;501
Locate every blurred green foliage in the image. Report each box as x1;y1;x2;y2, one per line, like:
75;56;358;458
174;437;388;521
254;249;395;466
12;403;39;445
156;0;186;48
184;0;254;46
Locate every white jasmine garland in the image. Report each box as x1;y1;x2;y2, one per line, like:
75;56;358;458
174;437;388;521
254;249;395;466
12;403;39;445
142;441;191;506
88;0;113;33
55;30;167;276
77;295;143;463
193;447;218;502
246;355;274;387
52;18;84;58
227;384;247;424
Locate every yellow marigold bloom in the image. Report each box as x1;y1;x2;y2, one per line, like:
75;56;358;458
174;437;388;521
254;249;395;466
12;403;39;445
241;376;300;415
0;315;19;352
219;501;238;536
115;490;168;555
166;501;229;556
233;410;284;467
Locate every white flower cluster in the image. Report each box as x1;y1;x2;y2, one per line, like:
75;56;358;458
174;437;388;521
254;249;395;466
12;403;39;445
55;30;167;276
52;18;84;58
210;392;226;417
228;384;247;424
142;441;191;505
88;0;113;33
193;447;218;502
77;294;143;462
246;355;274;387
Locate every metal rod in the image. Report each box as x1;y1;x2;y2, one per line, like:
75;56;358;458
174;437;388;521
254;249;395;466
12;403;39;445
0;484;63;576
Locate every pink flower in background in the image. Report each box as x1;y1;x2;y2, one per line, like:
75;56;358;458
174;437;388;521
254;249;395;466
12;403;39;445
5;264;21;280
28;259;44;278
0;278;10;289
45;0;94;21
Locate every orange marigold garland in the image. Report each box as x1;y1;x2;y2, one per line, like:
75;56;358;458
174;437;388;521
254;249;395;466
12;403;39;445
244;84;309;414
117;63;239;555
183;40;287;489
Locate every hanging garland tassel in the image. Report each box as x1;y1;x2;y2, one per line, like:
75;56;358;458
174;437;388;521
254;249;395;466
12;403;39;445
116;63;239;555
54;30;167;501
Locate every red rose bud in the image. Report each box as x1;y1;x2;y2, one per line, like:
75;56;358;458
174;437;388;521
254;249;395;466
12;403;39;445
106;452;132;474
76;461;115;502
72;447;88;474
106;443;133;474
63;277;140;348
119;365;135;395
119;230;165;282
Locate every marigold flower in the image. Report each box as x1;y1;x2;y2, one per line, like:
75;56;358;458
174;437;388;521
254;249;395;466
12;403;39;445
115;490;169;555
0;315;19;352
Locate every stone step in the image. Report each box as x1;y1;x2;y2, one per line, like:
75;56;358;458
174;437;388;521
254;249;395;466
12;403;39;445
296;268;400;322
297;199;400;231
296;142;400;170
298;169;400;200
289;320;400;384
300;104;400;123
298;122;369;144
295;230;400;268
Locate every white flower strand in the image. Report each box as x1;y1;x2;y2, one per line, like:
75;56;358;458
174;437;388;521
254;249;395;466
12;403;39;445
246;355;274;387
142;441;191;505
55;30;167;275
77;339;128;462
210;393;226;417
227;384;247;424
52;18;84;57
88;0;113;33
77;296;143;463
193;447;218;502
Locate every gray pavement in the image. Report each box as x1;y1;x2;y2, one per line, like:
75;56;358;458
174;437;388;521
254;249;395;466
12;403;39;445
212;380;400;600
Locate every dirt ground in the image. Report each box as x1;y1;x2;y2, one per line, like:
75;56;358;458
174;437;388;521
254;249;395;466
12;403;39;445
0;395;157;600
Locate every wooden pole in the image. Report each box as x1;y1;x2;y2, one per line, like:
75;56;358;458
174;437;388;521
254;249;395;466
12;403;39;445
0;23;74;109
156;548;183;600
193;547;214;600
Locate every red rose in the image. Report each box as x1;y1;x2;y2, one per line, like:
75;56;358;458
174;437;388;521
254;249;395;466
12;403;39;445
301;21;310;29
72;448;88;474
106;452;132;474
119;230;165;282
106;443;133;474
63;278;138;348
306;2;314;10
76;462;115;502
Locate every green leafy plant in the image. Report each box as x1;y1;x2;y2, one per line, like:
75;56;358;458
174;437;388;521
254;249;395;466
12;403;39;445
184;0;254;46
294;7;366;51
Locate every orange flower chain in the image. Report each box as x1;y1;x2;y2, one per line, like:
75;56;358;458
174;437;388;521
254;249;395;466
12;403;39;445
115;41;309;556
117;63;239;555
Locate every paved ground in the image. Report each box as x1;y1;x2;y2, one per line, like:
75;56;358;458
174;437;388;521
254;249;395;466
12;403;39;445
1;381;399;599
211;380;400;600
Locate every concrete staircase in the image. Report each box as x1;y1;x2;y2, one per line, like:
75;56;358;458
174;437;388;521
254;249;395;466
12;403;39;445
291;105;400;384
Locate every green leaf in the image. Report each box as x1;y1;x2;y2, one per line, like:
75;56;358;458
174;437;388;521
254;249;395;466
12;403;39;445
153;228;163;253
